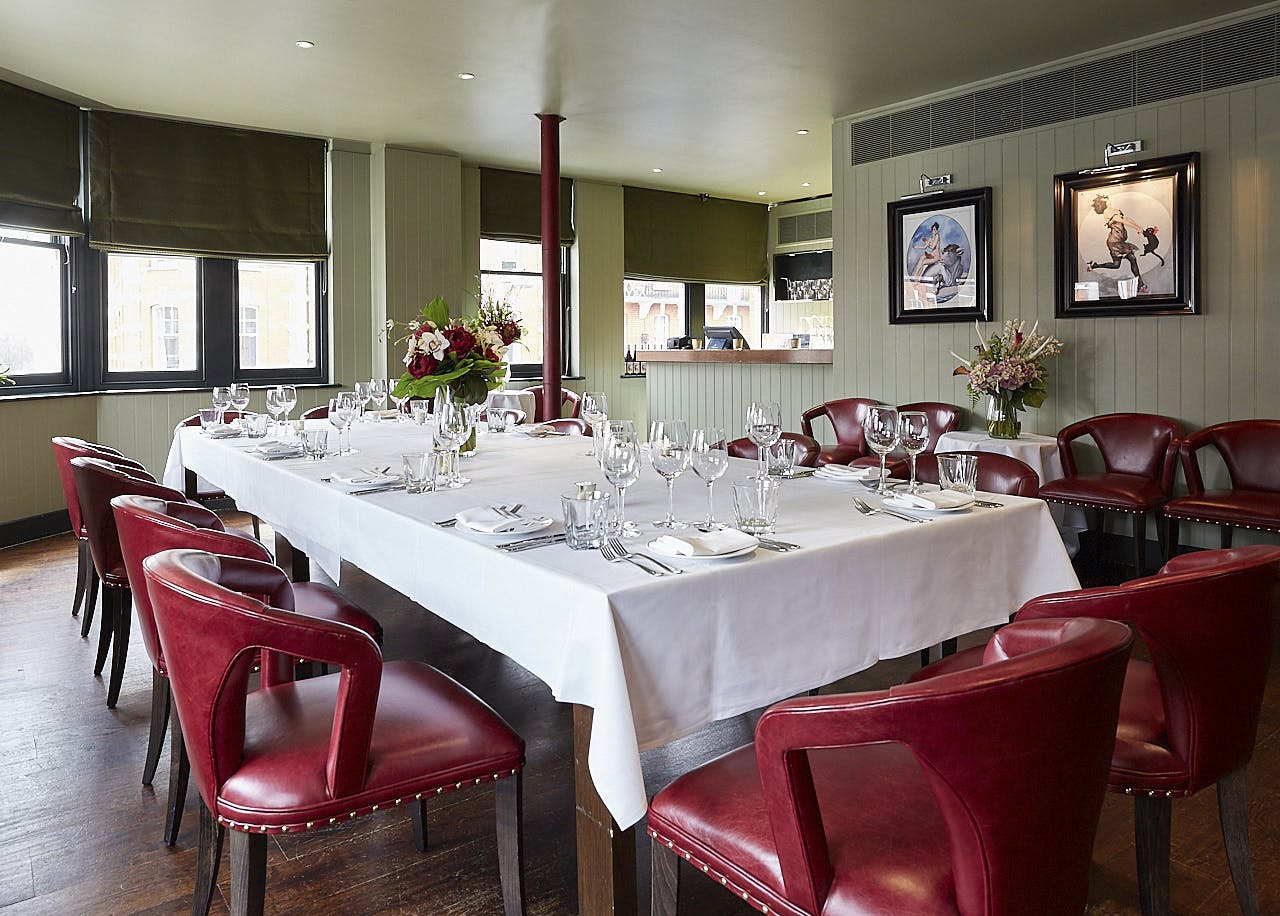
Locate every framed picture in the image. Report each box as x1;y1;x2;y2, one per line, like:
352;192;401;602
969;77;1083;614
888;186;992;324
1054;151;1199;318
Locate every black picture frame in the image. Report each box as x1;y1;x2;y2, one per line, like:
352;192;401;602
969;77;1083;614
1054;151;1199;318
888;186;992;325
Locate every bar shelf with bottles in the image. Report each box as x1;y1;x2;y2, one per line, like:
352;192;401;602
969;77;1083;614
620;345;648;379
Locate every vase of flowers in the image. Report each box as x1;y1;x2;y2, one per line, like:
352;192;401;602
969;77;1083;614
952;320;1063;440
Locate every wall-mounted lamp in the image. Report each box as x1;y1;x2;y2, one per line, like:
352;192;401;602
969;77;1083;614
1079;140;1144;175
900;173;953;199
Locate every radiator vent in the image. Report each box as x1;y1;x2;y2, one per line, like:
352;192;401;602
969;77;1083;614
777;209;834;245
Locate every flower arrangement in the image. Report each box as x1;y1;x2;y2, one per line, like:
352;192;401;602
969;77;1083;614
388;295;523;406
951;320;1063;438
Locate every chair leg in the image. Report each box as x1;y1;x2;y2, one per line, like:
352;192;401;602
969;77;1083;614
106;587;133;709
1164;518;1180;563
251;515;261;540
651;837;681;916
228;829;268;916
495;774;526;916
166;706;190;846
1221;526;1235;549
143;669;170;786
1217;766;1260;916
81;567;100;638
918;648;931;667
72;539;90;617
1134;794;1172;916
411;798;429;852
194;800;225;916
1133;512;1148;579
94;587;116;676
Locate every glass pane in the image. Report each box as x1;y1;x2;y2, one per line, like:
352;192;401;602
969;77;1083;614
704;283;763;348
238;260;318;370
0;238;63;375
481;239;547;365
106;254;198;373
623;279;685;351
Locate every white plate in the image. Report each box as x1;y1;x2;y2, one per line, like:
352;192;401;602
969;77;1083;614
883;495;975;514
458;516;554;537
646;539;758;560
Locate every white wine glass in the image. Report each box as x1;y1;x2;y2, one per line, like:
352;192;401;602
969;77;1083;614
369;378;388;418
746;401;782;479
229;383;251;418
388;379;409;421
864;406;900;495
649;419;691;529
898;410;930;494
277;385;297;424
211;386;232;424
581;391;609;457
691;427;729;529
265;388;284;434
600;423;641;538
353;381;373;422
331;392;360;455
434;398;470;487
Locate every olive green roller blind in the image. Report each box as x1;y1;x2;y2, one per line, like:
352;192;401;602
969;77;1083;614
0;80;83;236
623;187;768;284
88;111;327;259
479;167;573;244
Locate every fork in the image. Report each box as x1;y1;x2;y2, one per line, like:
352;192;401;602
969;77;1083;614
852;496;929;524
608;537;683;574
435;504;521;528
600;537;665;576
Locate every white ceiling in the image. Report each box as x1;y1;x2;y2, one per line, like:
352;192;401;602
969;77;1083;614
0;0;1265;202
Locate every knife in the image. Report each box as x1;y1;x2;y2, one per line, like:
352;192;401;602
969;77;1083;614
349;483;407;496
974;499;1005;508
876;505;930;524
497;533;567;552
757;536;801;550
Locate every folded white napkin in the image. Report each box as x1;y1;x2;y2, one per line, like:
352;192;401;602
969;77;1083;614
815;464;879;481
250;442;304;457
649;529;758;557
884;489;974;511
455;507;549;534
368;409;400;420
206;425;243;439
520;424;565;437
331;470;401;487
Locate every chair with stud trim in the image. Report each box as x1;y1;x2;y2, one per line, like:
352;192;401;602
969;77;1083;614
112;493;384;846
525;385;581;422
648;617;1133;916
726;432;822;468
799;397;882;467
914;450;1040;498
896;401;963;453
143;548;527;916
544;417;587;435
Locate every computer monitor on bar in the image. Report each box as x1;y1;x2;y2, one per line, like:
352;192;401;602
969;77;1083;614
704;326;750;350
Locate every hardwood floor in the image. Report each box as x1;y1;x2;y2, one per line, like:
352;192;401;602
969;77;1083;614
0;520;1276;914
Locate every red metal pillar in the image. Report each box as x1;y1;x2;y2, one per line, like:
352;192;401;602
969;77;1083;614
538;113;565;420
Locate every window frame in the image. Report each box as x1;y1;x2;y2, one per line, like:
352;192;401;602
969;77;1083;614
0;230;75;395
479;239;571;381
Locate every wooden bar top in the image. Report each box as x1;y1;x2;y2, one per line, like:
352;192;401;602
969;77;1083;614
640;348;833;365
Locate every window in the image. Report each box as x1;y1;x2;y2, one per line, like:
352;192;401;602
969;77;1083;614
151;305;181;369
704;284;762;347
106;253;199;374
239;304;258;368
480;238;569;377
623;279;685;352
0;228;69;385
237;260;318;372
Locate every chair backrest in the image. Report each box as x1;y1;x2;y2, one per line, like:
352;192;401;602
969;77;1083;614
754;617;1132;914
897;401;962;453
726;432;821;467
915;450;1040;497
51;437;146;537
1181;419;1280;494
143;549;383;812
526;385;582;422
300;404;329;420
1058;412;1183;492
112;493;271;673
544;417;588;435
799;398;879;455
71;456;181;584
179;410;246;427
1016;545;1280;793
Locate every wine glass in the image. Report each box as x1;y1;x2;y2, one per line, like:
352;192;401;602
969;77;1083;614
691;427;729;529
276;385;297;425
434;398;470;487
369;378;388;418
599;423;641;538
229;383;251;419
864;406;900;495
353;381;373;422
745;401;782;479
581;391;609;457
211;386;231;425
388;379;409;421
265;387;284;434
649;419;691;529
330;392;359;455
898;410;930;494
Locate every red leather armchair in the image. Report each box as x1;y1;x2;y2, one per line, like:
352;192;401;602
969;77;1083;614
177;412;259;539
914;450;1040;497
70;455;185;708
299;404;329;420
1163;419;1280;556
915;546;1280;915
112;494;384;846
52;436;148;635
897;401;963;453
648;617;1133;916
799;397;880;467
544;417;587;435
142;548;527;916
726;432;821;468
525;384;581;422
1038;412;1184;578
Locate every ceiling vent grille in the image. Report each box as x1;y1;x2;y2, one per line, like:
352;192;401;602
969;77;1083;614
778;210;834;245
851;12;1278;165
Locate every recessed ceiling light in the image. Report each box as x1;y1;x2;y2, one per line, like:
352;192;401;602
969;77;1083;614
795;129;809;136
294;40;315;49
802;181;811;188
652;167;663;173
457;72;476;80
757;191;767;196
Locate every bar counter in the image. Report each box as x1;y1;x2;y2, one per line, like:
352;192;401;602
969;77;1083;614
640;348;833;365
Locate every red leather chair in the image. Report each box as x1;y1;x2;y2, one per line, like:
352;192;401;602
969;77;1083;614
71;455;185;708
544;417;587;435
525;385;581;422
1039;413;1183;578
300;404;329;420
726;432;821;468
897;401;963;453
142;548;527;916
1163;419;1280;557
178;412;259;539
648;617;1132;916
112;494;384;846
52;437;149;635
914;450;1040;497
915;546;1280;916
799;397;880;467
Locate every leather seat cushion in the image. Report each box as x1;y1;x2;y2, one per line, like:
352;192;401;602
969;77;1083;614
217;660;523;826
648;742;956;916
1162;490;1280;531
1109;659;1188;794
1039;473;1168;511
817;445;869;467
292;582;384;644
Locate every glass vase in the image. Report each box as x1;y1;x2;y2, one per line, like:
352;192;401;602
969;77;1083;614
986;394;1021;439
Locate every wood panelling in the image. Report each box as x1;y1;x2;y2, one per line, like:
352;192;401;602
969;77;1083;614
330;144;375;389
0;395;96;523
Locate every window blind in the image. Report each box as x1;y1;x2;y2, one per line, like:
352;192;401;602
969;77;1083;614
623;187;768;285
479;167;573;244
0;80;83;236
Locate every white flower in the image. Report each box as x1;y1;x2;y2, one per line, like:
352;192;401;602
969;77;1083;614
421;330;449;359
385;319;395;331
408;320;421;332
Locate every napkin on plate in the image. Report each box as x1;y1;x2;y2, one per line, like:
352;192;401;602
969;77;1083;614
884;489;974;511
455;506;549;534
250;442;304;458
814;464;880;481
650;529;758;557
331;470;401;487
206;425;243;439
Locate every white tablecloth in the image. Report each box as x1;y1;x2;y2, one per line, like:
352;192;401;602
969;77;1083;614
166;422;1079;829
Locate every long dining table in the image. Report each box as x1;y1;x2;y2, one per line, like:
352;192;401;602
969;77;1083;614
165;419;1080;914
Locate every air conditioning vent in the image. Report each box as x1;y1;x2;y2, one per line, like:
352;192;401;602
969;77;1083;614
1203;16;1275;91
932;93;976;146
1022;68;1075;128
777;210;834;247
851;116;890;165
778;215;798;245
890;105;931;156
814;209;832;239
1075;53;1135;117
975;82;1022;139
1136;35;1202;104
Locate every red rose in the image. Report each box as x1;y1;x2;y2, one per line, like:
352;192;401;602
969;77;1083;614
441;325;476;355
497;319;521;346
483;347;499;362
407;352;438;379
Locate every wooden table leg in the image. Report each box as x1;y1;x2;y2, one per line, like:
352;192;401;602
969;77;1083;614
273;532;310;582
574;704;637;916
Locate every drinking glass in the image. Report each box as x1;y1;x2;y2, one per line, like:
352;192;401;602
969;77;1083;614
229;383;251;416
746;401;782;480
369;378;388;418
353;381;373;421
937;453;979;496
581;391;609;457
242;412;269;438
863;406;900;495
276;384;297;425
410;399;432;427
459;402;483;456
897;410;930;493
389;381;410;421
302;429;328;461
434;399;470;487
198;407;220;432
732;477;780;534
402;452;437;493
265;388;284;433
211;386;232;424
769;439;797;476
649;419;691;529
691;427;729;529
561;490;611;550
599;423;641;538
330;392;359;455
